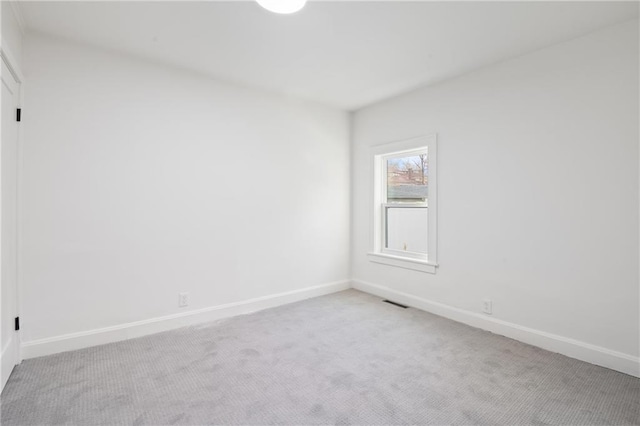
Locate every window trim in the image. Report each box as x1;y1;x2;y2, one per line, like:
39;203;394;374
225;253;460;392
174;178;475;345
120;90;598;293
369;134;438;274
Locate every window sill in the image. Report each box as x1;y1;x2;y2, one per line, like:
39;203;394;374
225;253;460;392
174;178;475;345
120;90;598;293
367;252;438;274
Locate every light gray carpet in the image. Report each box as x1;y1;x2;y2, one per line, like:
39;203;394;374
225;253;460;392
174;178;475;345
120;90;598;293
1;290;639;425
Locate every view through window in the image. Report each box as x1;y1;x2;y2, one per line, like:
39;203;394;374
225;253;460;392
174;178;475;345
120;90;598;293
383;150;428;258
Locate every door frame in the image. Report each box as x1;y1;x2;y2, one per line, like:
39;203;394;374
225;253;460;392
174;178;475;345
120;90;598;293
1;39;24;391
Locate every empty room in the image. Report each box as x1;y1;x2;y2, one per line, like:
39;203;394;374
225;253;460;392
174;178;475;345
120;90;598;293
1;0;639;424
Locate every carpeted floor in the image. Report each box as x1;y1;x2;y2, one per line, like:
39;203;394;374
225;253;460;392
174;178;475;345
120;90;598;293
1;289;639;425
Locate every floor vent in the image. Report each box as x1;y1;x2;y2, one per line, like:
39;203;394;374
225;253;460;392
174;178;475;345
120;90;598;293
383;300;409;309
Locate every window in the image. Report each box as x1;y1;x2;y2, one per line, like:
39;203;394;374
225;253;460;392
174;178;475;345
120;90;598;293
368;135;438;273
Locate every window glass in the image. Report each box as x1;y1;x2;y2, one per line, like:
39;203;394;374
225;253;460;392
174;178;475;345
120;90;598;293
385;206;428;254
386;152;428;203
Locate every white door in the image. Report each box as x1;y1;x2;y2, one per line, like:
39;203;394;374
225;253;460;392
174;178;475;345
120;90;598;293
1;56;20;390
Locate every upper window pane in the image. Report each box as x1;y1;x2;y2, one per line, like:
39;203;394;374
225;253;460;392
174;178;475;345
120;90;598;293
386;151;428;203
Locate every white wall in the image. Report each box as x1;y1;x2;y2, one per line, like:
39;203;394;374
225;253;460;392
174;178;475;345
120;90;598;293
351;19;639;366
20;35;350;346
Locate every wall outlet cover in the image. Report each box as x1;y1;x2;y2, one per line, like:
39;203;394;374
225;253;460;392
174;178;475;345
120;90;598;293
482;298;492;315
178;292;189;308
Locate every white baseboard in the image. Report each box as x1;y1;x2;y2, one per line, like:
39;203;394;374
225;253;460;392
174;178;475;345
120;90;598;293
21;280;350;359
1;334;19;392
352;279;640;378
19;278;640;378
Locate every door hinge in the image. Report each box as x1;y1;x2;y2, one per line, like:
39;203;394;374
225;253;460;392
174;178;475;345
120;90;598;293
16;108;21;122
14;317;19;331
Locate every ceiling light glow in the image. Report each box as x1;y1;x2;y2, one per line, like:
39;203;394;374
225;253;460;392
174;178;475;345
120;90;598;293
256;0;307;14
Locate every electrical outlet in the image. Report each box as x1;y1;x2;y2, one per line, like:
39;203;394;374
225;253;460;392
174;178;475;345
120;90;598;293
482;298;492;315
178;292;189;308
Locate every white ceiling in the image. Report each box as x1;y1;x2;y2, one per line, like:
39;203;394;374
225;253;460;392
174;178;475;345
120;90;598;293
19;1;639;110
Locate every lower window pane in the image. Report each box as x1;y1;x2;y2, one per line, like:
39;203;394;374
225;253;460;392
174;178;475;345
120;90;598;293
385;207;427;254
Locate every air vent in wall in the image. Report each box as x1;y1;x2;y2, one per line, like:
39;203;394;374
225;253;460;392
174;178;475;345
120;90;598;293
383;300;409;309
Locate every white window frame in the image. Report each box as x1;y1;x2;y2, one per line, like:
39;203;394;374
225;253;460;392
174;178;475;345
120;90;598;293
368;134;438;274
